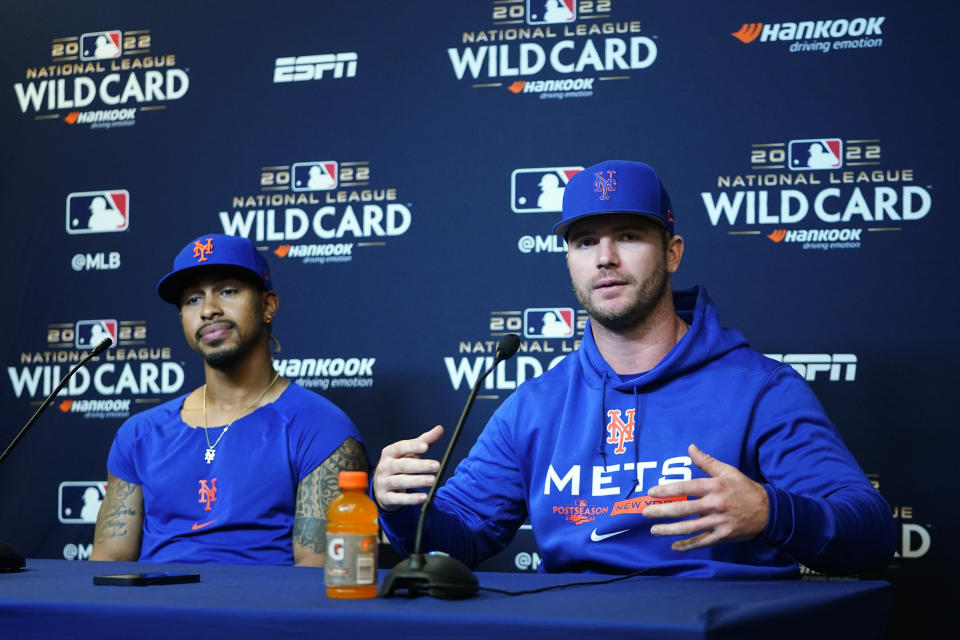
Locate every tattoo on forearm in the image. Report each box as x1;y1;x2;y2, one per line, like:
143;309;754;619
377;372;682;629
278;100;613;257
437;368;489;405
294;437;368;554
94;479;141;544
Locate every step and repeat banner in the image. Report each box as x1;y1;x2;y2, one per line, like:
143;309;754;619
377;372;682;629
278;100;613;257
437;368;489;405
1;0;954;630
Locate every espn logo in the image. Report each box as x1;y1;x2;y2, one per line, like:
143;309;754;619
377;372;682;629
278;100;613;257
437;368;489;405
273;53;358;82
766;354;857;382
788;138;842;170
511;167;582;213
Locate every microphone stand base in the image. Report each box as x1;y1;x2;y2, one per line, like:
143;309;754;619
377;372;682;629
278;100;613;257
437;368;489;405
380;552;478;599
0;540;25;572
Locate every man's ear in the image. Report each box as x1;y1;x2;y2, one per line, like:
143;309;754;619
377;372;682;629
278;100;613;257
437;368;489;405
263;290;279;320
667;234;684;274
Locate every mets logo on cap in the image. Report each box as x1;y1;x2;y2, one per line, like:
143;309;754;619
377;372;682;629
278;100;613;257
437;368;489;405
593;170;617;200
157;233;274;304
554;160;675;237
193;238;214;263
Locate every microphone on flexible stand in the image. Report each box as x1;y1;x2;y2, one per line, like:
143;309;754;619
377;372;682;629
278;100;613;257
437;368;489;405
0;337;113;571
380;333;521;599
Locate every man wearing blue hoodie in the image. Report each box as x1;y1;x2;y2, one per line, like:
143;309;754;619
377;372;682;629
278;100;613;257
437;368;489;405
374;160;896;577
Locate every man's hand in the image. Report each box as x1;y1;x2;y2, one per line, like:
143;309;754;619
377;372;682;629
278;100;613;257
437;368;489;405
373;425;444;511
643;444;769;551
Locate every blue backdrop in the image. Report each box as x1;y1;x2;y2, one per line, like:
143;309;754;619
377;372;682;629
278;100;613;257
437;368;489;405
1;0;955;632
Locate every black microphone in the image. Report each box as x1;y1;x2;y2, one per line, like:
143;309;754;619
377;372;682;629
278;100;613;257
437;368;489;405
0;337;112;466
381;333;521;599
0;336;112;572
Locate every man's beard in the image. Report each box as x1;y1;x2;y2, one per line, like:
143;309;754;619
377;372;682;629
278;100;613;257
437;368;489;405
195;323;262;370
203;343;249;370
574;255;669;332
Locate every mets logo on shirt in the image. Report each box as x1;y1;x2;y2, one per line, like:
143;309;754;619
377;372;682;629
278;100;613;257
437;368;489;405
291;161;339;192
66;190;129;234
511;167;582;213
79;30;122;60
788;138;843;170
523;308;575;338
74;319;118;350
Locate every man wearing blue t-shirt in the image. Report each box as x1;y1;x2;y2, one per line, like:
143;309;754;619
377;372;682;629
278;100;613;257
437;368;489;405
374;160;896;577
92;234;366;566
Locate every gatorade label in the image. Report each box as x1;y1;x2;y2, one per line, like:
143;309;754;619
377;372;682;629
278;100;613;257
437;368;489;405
325;534;377;586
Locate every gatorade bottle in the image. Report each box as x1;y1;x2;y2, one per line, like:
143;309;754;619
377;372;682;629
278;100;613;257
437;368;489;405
325;471;379;599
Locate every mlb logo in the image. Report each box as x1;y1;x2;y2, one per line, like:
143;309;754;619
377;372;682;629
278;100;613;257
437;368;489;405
526;0;576;25
79;31;122;60
512;167;582;213
65;190;129;234
59;481;107;524
524;308;574;338
75;319;118;350
788;138;843;170
292;161;338;191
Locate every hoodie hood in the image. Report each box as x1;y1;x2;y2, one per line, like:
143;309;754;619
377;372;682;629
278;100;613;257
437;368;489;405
577;285;749;392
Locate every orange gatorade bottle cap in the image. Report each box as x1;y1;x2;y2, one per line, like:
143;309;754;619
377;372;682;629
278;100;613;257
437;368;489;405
338;471;368;489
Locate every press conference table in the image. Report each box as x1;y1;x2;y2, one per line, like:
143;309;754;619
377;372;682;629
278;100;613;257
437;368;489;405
0;559;889;639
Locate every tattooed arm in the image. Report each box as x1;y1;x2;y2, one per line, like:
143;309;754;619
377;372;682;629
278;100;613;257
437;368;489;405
293;437;368;567
91;472;143;561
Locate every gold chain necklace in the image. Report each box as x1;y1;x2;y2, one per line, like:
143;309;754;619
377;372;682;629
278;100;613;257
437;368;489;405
201;371;280;464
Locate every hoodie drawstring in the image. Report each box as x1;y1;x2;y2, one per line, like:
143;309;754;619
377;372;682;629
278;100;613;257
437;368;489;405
598;372;609;469
629;386;641;497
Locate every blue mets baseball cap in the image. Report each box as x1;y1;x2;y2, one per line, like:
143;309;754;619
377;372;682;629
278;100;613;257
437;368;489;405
156;233;272;305
553;160;675;238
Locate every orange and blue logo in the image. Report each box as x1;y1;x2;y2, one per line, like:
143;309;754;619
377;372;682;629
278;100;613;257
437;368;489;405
198;478;218;511
593;170;617;200
552;499;608;526
606;409;636;455
193;238;214;263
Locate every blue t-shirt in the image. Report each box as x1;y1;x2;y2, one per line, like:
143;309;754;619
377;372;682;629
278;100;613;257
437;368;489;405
107;382;362;565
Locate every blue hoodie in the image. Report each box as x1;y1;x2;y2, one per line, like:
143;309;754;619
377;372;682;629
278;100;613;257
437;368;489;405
381;286;896;577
